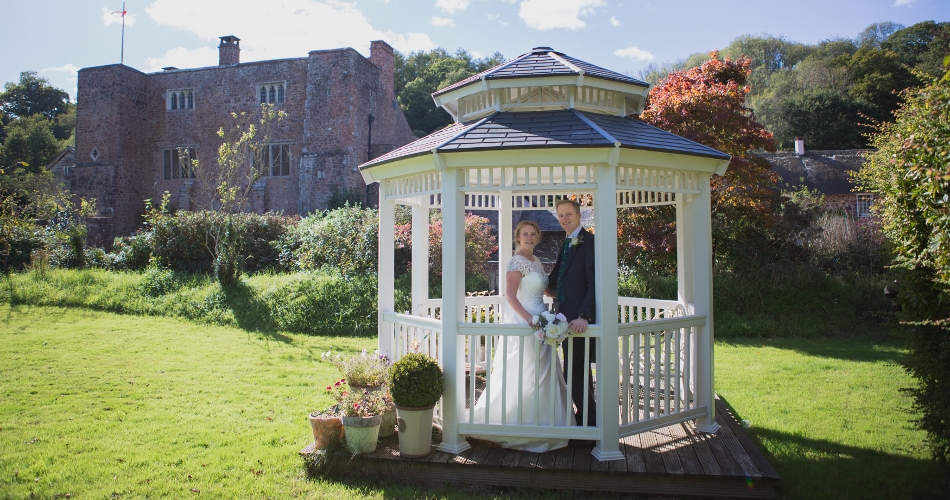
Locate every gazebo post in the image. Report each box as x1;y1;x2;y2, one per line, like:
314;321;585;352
690;174;720;433
592;164;624;461
411;198;430;316
378;181;396;357
498;193;512;306
675;191;694;309
437;167;471;453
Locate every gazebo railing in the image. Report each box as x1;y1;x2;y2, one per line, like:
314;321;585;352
383;296;708;444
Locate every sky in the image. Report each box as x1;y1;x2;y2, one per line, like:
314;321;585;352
2;0;948;101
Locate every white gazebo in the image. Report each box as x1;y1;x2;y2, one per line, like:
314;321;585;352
359;47;729;461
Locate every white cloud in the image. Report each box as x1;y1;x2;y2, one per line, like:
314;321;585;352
41;63;81;74
893;0;915;6
431;16;455;27
101;7;136;26
141;0;436;71
519;0;605;31
609;16;620;27
613;46;654;61
435;0;470;14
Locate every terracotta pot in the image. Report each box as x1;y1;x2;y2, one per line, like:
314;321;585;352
396;404;435;458
342;414;382;454
308;412;343;450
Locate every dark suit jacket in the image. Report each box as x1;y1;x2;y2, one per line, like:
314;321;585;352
548;228;596;323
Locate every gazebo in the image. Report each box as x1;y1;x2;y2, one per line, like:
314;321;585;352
359;47;729;461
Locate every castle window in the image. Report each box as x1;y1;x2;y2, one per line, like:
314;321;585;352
163;147;197;180
856;194;872;217
255;143;291;176
167;89;194;110
257;82;286;105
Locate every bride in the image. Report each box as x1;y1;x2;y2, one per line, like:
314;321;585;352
468;220;572;452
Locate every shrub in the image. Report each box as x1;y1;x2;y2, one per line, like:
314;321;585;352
107;232;153;271
285;205;378;275
389;353;443;408
0;220;44;272
263;269;378;336
322;350;391;388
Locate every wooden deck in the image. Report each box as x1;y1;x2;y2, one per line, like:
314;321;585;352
300;399;780;498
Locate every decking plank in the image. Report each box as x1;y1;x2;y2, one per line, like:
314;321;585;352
669;422;705;476
622;433;647;473
715;407;765;478
639;430;667;474
717;400;781;480
573;447;592;472
536;449;558;469
652;427;686;475
518;450;540;468
554;447;574;470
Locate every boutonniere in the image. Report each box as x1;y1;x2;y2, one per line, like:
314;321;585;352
570;235;584;248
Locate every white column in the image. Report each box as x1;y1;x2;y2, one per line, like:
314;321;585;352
498;191;512;315
378;181;395;358
592;164;624;461
437;168;471;453
690;173;719;433
411;198;430;316
676;190;695;310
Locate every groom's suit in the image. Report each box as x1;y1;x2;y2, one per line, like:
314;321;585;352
548;227;597;426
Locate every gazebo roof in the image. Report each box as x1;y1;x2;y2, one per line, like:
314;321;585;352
359;109;729;171
433;47;648;97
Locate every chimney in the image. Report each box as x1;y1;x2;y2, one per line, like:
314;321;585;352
218;35;241;66
369;40;395;97
795;137;805;156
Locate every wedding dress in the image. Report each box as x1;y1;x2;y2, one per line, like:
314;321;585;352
468;254;572;452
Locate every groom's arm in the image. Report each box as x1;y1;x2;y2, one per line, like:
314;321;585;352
546;252;561;297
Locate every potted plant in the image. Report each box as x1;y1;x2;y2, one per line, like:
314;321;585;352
389;353;444;458
323;349;391;391
378;392;397;438
308;404;343;451
327;379;389;454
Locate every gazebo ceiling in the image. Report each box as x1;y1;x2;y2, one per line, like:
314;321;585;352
359;109;730;183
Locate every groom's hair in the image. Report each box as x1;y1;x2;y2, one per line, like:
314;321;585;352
555;198;581;214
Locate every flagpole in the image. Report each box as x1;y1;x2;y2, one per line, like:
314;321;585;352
120;2;126;64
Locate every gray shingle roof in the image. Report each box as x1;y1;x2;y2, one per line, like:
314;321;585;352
433;47;648;97
360;110;729;171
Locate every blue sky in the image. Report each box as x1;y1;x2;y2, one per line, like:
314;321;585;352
3;0;948;101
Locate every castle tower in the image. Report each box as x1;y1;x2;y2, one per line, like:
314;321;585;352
218;35;241;66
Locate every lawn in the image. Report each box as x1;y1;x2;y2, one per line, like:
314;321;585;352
1;305;946;498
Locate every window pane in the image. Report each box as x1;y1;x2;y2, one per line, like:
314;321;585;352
164;150;172;179
172;149;180;179
187;91;194;109
170;93;177;110
260;87;267;104
280;144;290;175
189;148;197;178
278;84;285;103
269;86;276;104
178;92;185;109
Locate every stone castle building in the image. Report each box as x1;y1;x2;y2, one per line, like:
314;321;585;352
73;36;416;243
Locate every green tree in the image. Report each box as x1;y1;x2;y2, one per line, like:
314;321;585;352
0;71;71;121
854;62;950;464
883;21;950;78
395;48;504;136
780;88;869;149
857;21;905;49
1;114;64;172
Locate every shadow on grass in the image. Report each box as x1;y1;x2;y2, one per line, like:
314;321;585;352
718;336;910;366
220;281;295;344
719;396;949;499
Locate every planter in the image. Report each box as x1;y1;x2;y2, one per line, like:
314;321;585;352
341;414;382;454
396;404;436;458
348;383;384;394
378;403;397;438
308;411;343;450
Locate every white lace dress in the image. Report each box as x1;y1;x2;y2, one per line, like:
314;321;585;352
468;254;572;452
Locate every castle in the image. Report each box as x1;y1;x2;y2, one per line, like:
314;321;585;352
73;36;416;244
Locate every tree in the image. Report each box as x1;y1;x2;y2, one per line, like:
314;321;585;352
190;104;288;286
857;22;905;49
1;114;64;172
854;62;950;465
0;71;71;121
395;48;504;136
883;21;950;78
780;88;869;149
637;53;781;270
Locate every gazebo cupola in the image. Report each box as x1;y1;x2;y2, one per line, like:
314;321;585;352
432;46;649;122
360;47;729;462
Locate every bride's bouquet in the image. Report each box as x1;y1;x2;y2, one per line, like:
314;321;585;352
532;310;570;346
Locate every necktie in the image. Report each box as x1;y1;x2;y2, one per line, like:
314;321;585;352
557;237;572;303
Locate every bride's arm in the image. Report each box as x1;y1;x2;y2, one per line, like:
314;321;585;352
505;270;535;324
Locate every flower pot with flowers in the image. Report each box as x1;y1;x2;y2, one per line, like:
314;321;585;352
389;353;444;458
328;379;389;454
322;349;391;392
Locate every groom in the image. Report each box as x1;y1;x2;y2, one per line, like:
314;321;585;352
546;199;597;443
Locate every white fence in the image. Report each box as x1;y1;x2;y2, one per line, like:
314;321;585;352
382;296;707;443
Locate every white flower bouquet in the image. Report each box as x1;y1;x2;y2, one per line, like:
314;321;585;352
532;310;570;346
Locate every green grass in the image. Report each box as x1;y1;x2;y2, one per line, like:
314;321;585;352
717;338;948;499
0;305;596;499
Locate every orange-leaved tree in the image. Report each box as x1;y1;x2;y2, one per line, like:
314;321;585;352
624;52;781;272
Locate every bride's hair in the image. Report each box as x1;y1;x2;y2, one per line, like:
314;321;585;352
514;220;542;249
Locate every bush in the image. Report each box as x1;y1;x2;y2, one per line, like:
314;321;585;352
389;353;443;408
284;205;378;275
263;269;378;336
0;221;44;271
107;232;153;271
151;211;293;274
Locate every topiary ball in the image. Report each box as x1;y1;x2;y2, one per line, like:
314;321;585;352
389;353;444;408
